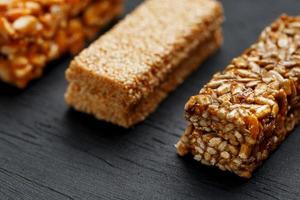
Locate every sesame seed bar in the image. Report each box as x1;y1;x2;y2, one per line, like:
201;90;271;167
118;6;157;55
65;0;224;128
0;0;123;88
176;15;300;178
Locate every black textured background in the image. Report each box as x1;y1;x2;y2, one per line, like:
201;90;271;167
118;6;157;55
1;0;300;199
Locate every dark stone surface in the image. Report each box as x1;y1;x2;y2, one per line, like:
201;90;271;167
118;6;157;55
0;0;300;199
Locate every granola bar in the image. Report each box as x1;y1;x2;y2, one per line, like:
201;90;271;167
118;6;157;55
176;15;300;178
0;0;123;88
65;0;224;128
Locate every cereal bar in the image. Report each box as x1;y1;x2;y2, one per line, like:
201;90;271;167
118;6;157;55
176;15;300;178
0;0;123;88
65;0;224;128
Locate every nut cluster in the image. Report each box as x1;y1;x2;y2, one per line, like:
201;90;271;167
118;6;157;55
0;0;122;88
178;15;300;178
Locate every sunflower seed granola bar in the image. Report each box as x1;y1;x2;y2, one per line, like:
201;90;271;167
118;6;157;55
0;0;123;88
177;15;300;178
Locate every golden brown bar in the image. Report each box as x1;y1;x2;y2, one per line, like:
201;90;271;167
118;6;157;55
176;15;300;178
65;0;224;128
0;0;123;88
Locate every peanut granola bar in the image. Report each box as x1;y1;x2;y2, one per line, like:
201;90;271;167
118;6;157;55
0;0;123;88
65;0;224;128
176;15;300;178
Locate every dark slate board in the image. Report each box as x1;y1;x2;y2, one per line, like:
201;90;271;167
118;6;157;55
1;0;300;199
